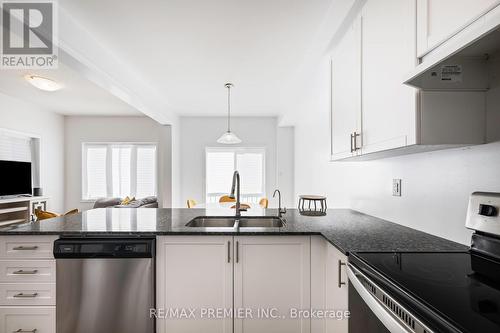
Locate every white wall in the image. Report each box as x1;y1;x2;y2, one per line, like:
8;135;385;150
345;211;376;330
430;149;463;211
291;56;500;245
64;116;174;211
170;115;182;208
179;117;285;207
0;92;65;212
277;127;295;208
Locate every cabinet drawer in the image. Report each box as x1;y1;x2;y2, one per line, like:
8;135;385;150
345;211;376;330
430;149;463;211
0;284;55;306
0;261;55;283
0;236;57;259
0;306;55;333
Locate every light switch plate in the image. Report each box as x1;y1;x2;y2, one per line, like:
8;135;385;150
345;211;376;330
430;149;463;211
393;179;402;196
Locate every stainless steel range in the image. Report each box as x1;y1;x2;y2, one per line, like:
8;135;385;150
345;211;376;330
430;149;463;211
348;192;500;333
53;237;155;333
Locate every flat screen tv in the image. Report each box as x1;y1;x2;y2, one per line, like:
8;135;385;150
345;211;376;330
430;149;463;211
0;160;32;197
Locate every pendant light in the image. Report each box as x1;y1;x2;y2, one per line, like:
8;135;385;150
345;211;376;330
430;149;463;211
217;83;242;144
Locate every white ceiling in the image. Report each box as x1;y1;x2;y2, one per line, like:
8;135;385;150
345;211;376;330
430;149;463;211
0;61;140;116
59;0;338;117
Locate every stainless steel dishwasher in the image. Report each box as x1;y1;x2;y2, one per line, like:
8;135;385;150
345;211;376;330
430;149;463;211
54;237;155;333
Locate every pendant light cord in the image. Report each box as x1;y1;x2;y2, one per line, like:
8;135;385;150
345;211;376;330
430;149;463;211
227;84;231;132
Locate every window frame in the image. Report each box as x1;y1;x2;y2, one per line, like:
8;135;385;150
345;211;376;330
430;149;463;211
204;147;266;203
81;142;158;201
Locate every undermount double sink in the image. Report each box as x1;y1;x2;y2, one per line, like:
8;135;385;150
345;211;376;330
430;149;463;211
186;216;285;229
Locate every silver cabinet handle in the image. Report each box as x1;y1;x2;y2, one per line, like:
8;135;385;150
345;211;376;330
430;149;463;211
13;292;38;298
13;269;38;275
350;133;354;153
227;241;231;263
13;246;39;250
338;260;346;288
14;329;37;333
236;241;239;263
353;132;361;151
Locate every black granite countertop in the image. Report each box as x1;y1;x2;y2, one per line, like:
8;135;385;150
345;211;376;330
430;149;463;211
0;208;468;255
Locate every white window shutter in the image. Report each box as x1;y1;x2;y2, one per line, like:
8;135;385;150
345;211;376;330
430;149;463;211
0;129;32;162
136;146;157;198
85;146;107;199
82;143;157;200
206;148;265;203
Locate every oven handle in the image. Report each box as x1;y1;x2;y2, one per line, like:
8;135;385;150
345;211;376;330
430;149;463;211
347;264;411;333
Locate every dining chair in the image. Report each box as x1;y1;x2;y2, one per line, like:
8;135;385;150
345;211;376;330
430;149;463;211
186;199;197;208
219;195;236;203
231;203;251;210
259;198;269;208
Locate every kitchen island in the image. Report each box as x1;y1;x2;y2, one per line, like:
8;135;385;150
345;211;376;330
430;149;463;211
0;208;467;333
0;208;466;254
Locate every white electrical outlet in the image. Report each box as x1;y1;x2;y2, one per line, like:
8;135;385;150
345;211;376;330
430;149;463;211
393;179;402;196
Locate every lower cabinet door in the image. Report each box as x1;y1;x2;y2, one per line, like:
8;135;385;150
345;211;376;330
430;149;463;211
0;283;56;306
156;236;233;333
0;260;56;283
233;236;311;333
0;306;55;333
326;244;349;333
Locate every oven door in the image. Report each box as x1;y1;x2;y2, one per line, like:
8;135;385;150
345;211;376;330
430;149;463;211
347;264;431;333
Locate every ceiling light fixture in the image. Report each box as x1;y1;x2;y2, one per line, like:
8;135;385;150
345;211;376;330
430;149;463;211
24;75;62;92
217;83;242;144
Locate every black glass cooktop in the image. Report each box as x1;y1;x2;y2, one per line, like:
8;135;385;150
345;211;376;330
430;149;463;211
353;252;500;333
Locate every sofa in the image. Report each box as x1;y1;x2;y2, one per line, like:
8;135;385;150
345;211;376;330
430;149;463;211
93;196;159;209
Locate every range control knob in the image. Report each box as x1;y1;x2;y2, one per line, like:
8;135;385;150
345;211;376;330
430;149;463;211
478;204;498;217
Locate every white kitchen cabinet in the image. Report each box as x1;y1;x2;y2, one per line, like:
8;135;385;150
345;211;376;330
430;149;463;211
309;236;348;333
330;0;417;160
330;16;362;160
0;260;56;283
0;235;57;259
156;236;233;333
0;283;56;306
233;236;310;333
157;235;312;333
325;243;348;333
0;236;57;333
330;0;488;160
417;0;500;57
360;0;418;155
0;306;55;333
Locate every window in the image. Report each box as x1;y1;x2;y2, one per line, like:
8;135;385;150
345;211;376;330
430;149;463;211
205;147;265;203
82;143;157;200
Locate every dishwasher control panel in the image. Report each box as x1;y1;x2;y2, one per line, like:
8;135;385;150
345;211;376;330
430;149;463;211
53;238;155;258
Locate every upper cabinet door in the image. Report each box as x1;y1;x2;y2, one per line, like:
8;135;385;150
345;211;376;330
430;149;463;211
417;0;500;57
156;236;233;333
331;17;362;160
360;0;418;154
233;236;311;333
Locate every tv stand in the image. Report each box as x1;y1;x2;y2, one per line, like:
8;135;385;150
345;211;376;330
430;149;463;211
0;196;49;227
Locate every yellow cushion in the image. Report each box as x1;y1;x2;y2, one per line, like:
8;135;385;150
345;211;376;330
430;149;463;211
34;209;59;221
64;209;79;216
35;208;79;221
120;196;135;205
219;195;236;203
231;203;251;209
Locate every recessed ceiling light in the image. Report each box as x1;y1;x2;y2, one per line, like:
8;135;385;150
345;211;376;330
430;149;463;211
24;75;62;92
